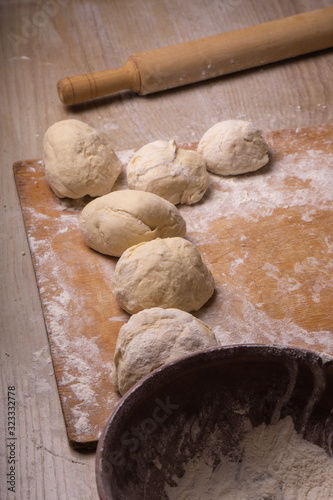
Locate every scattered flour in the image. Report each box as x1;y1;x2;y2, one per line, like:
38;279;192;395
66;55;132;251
116;148;135;166
22;137;333;440
35;378;53;394
165;416;333;500
179;150;333;235
195;285;333;354
25;203;119;438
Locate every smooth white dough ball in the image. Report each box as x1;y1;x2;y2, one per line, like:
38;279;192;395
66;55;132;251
43;119;122;198
126;139;209;205
79;189;186;257
197;120;269;175
114;237;215;315
112;307;218;395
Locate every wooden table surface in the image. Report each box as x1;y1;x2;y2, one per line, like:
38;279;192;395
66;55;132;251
1;1;332;498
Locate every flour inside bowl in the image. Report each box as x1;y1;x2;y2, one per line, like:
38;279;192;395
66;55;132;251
165;416;333;500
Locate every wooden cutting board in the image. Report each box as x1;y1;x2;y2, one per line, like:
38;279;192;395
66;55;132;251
14;125;333;449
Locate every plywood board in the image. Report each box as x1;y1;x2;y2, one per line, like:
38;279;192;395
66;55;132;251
14;125;333;448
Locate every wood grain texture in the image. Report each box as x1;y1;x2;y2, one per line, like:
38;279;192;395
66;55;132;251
1;0;333;498
13;125;333;449
57;7;333;104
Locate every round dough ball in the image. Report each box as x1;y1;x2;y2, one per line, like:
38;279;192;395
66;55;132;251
112;307;218;395
43;119;122;198
114;237;215;314
197;120;269;175
126;139;209;205
79;189;186;257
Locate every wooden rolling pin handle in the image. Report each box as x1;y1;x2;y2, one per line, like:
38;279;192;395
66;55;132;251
57;58;140;106
57;6;333;105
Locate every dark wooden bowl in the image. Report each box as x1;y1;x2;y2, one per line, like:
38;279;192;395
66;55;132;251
96;345;333;500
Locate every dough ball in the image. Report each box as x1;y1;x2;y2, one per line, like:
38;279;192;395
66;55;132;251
79;189;186;257
112;307;218;395
197;120;269;175
43;119;122;198
114;237;215;314
126;139;209;205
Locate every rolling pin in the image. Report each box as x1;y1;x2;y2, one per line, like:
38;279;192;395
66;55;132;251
57;7;333;105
